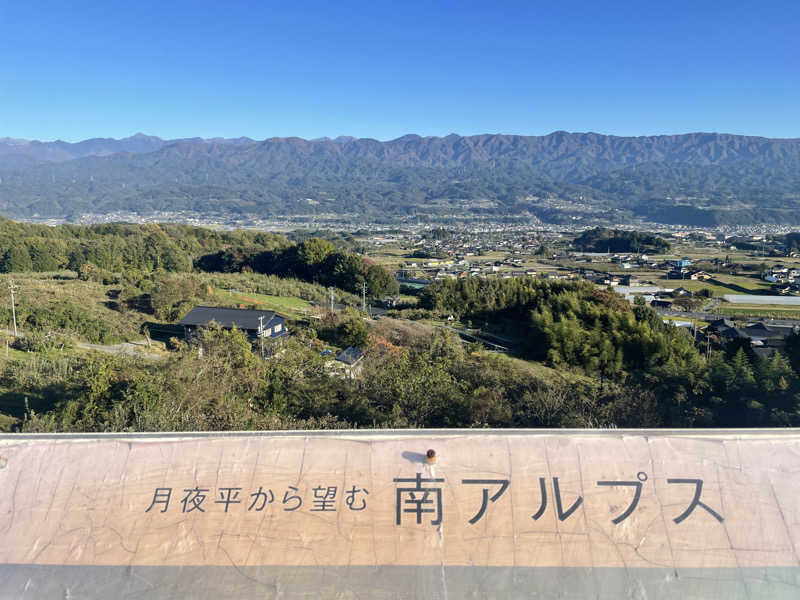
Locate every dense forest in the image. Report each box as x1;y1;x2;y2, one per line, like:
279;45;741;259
0;218;287;273
419;277;800;427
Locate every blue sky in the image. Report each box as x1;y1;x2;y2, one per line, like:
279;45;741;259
0;0;797;141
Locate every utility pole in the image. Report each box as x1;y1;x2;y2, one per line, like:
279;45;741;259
362;281;367;313
329;287;335;312
258;315;265;358
8;279;18;336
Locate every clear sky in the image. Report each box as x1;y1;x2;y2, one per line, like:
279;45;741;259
0;0;798;141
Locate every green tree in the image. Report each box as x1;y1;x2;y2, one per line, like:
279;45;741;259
785;332;800;374
337;317;369;348
0;246;33;272
297;238;335;275
323;252;367;293
365;264;399;297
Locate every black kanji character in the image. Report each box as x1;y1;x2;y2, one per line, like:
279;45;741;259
344;485;369;511
215;487;242;512
394;473;445;526
311;486;338;511
248;486;274;511
145;487;172;513
667;478;723;524
462;479;509;524
597;472;648;524
282;486;302;511
181;487;209;513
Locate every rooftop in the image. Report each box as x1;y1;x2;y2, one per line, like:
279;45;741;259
178;306;282;331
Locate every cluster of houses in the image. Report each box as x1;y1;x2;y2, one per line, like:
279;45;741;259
763;265;800;293
398;258;540;283
704;319;799;359
408;229;551;258
664;258;714;281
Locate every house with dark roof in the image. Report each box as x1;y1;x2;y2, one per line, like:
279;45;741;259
741;323;797;346
709;318;736;330
179;306;288;342
705;319;798;348
335;347;365;378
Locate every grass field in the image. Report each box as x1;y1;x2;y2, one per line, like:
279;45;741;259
216;289;313;317
0;351;74;426
717;305;800;319
366;246;408;268
0;272;147;342
503;355;596;386
648;273;774;297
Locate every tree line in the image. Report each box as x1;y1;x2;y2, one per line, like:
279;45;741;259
195;238;398;297
0;217;287;274
0;216;396;298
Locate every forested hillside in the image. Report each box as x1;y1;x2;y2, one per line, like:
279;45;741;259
419;277;800;427
2;132;800;224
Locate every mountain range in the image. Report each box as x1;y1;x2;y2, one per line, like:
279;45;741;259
1;132;799;225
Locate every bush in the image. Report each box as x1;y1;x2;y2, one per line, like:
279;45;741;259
13;330;75;353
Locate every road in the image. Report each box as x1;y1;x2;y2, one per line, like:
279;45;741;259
440;325;511;351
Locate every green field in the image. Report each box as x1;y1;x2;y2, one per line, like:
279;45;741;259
216;289;313;317
648;273;774;296
717;305;800;319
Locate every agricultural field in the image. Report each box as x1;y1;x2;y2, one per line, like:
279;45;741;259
716;305;800;319
215;288;314;318
649;274;774;296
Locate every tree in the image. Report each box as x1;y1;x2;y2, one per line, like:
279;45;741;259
365;264;399;297
0;246;32;273
729;348;756;392
29;241;62;271
297;238;335;275
323;252;367;293
150;276;209;321
337;317;369;348
786;332;800;374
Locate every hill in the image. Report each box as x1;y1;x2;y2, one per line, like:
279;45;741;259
1;132;799;225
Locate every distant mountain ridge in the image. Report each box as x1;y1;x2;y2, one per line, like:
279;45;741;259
1;131;799;225
0;133;256;162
